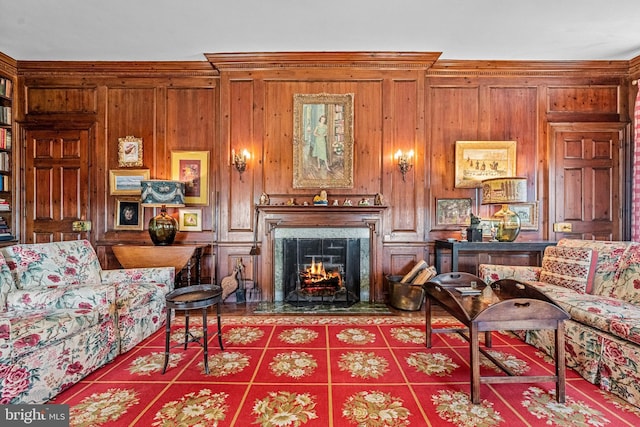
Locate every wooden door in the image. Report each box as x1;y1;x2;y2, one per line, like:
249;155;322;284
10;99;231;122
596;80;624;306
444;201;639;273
24;128;91;243
550;124;626;241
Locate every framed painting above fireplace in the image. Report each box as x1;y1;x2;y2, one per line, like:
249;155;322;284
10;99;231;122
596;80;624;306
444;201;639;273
292;93;354;189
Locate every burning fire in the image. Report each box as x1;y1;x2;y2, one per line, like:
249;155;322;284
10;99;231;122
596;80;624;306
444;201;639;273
308;260;326;278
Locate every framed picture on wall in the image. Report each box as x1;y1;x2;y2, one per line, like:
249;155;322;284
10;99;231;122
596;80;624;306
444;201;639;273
117;136;143;167
178;208;202;231
109;169;150;195
114;199;143;230
435;198;472;227
510;201;539;230
292;93;354;189
454;141;517;188
171;151;209;205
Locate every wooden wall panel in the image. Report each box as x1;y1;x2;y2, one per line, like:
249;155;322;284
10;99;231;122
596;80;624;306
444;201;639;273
25;87;96;114
547;86;618;114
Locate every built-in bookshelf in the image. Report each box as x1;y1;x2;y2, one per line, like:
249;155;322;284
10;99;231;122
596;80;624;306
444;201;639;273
0;74;15;243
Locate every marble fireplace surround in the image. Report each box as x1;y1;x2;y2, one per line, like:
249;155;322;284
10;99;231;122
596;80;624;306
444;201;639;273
257;205;387;302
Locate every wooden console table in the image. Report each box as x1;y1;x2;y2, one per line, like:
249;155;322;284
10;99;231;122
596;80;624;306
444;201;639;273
434;240;556;275
112;244;209;287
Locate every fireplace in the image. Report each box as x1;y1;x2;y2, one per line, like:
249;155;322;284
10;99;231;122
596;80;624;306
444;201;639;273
282;237;361;306
273;227;370;305
257;205;386;303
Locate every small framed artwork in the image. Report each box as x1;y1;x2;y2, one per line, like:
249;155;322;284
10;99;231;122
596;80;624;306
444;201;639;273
435;198;472;227
179;208;202;231
478;219;499;237
171;151;209;205
510;201;539;230
454;141;517;188
114;199;143;230
118;136;143;167
109;169;150;195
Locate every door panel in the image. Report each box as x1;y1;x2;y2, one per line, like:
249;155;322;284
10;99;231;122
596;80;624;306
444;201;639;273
24;129;90;243
552;126;623;241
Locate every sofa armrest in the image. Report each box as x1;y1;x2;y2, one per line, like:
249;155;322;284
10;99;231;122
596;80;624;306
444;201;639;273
5;283;116;316
101;267;175;295
478;264;541;284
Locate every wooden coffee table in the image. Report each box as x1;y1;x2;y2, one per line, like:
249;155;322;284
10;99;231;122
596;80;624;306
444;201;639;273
424;272;570;404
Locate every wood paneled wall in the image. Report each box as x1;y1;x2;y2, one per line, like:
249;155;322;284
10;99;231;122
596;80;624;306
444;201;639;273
13;53;635;302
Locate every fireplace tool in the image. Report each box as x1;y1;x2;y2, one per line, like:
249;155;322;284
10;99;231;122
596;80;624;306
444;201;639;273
248;206;261;300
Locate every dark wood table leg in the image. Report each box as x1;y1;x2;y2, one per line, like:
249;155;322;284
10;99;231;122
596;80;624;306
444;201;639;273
162;308;172;374
202;307;209;375
425;296;433;348
556;321;566;403
184;310;190;350
216;302;224;350
470;322;481;404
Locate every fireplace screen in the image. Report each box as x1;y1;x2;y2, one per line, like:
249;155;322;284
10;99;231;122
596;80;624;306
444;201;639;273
282;238;360;306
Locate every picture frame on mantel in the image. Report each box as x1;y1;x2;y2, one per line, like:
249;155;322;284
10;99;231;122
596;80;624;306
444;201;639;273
292;93;354;189
454;141;517;188
171;151;209;205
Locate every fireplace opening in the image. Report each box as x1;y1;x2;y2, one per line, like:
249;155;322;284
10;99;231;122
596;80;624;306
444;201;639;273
282;238;360;306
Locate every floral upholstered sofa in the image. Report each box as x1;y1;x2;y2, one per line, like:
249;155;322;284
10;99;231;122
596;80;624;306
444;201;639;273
479;238;640;407
0;240;174;404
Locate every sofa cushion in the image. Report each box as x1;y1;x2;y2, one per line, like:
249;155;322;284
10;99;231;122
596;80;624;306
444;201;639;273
609;243;640;305
557;239;631;296
1;240;102;290
1;308;102;358
539;246;597;293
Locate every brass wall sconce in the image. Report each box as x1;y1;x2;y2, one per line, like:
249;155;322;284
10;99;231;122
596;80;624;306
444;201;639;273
394;149;414;181
232;149;250;180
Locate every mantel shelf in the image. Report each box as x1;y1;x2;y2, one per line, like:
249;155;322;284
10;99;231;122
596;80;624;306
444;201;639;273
257;205;388;214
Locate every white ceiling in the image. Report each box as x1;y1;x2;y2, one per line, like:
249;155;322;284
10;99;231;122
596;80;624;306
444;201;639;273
1;0;640;62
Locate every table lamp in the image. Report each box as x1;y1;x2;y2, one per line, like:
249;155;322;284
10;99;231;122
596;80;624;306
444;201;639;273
141;180;185;245
481;177;527;242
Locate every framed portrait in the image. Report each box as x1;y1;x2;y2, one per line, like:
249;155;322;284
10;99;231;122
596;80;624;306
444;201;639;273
435;198;472;227
171;151;209;205
109;169;150;195
292;93;354;189
114;199;143;230
510;201;539;230
178;208;202;231
118;136;143;167
454;141;517;188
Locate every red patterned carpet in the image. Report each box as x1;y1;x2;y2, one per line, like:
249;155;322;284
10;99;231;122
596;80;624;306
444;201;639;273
51;315;640;426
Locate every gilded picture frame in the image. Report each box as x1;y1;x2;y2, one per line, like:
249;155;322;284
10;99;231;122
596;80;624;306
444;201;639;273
435;198;472;227
292;93;354;189
109;169;150;195
510;201;539;230
454;141;517;188
118;136;143;167
114;198;143;230
171;151;209;205
178;208;202;231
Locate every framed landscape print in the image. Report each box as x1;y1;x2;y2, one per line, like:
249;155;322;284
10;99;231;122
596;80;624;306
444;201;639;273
292;93;354;189
435;198;472;227
171;151;209;205
109;169;150;195
454;141;517;188
510;201;539;230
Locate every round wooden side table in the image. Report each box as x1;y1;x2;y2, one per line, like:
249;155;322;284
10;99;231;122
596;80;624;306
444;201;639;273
163;284;224;374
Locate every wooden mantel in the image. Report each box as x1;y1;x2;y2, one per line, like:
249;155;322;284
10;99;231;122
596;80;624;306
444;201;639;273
256;205;388;302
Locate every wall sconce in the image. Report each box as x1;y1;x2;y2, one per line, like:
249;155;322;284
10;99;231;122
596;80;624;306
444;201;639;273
232;149;250;180
394;149;414;181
